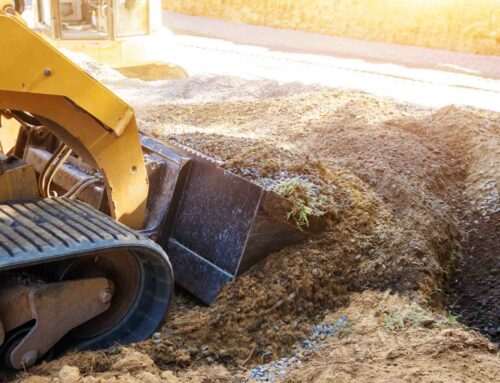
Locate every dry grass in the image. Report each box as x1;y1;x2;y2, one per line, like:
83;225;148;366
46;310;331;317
164;0;500;55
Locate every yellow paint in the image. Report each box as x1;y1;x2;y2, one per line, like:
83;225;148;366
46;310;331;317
0;12;148;229
0;13;133;137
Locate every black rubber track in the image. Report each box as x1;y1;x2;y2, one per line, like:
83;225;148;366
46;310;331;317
0;198;173;351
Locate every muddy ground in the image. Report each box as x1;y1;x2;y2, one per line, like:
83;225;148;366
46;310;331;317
16;64;500;382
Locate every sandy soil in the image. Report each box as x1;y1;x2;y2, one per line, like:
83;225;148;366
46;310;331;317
286;291;499;383
14;61;500;382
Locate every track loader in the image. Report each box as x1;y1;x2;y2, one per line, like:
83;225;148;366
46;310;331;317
0;2;320;371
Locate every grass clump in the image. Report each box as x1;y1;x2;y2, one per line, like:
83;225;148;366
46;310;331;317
272;178;331;227
433;314;461;329
384;309;408;331
384;306;462;332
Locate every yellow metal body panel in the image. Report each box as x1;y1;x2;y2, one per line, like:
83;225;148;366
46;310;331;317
0;164;39;201
0;12;148;229
0;13;132;136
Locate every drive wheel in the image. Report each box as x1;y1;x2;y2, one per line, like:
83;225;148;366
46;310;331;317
57;251;142;339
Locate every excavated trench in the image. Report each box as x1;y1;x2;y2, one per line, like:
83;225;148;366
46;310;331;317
449;214;500;343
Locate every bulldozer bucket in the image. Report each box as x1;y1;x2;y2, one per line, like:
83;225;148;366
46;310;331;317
141;136;323;304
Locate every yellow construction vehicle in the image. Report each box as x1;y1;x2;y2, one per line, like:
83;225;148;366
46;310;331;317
0;2;316;372
30;0;187;80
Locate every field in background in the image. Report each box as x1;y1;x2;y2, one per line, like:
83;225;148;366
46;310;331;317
162;0;500;55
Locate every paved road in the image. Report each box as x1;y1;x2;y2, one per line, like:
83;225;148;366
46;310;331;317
160;12;500;111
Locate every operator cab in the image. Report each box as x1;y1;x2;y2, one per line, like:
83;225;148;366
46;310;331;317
34;0;150;40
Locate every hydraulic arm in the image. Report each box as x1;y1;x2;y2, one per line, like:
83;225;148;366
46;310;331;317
0;9;148;229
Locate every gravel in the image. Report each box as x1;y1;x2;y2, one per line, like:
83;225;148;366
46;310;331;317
249;316;350;382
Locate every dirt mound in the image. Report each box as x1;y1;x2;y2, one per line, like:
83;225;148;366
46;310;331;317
286;291;500;383
138;88;497;366
16;74;500;381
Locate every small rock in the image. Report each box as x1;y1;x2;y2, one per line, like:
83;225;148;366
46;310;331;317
175;350;191;365
384;349;401;360
59;366;80;383
420;317;435;327
301;340;312;349
111;350;155;372
262;351;273;363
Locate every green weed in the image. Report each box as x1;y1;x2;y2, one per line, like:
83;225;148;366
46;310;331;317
273;178;329;227
384;309;407;331
434;314;461;329
384;306;461;332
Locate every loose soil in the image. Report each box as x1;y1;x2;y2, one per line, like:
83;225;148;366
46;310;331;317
15;65;500;382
